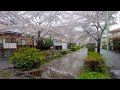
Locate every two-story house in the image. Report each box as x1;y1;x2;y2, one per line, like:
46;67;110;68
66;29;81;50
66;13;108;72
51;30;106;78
0;30;36;57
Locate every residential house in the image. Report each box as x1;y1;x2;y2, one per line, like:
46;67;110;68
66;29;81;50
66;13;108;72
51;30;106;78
0;31;36;49
0;30;36;57
109;28;120;50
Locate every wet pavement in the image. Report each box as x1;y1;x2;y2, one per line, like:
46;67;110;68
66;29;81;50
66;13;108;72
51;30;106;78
0;58;13;70
39;48;87;79
100;49;120;79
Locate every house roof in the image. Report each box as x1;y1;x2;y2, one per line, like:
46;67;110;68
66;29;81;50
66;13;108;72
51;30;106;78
0;30;23;35
109;28;120;33
110;36;120;39
0;26;23;34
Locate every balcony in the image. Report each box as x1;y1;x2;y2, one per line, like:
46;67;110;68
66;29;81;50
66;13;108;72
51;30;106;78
3;43;17;49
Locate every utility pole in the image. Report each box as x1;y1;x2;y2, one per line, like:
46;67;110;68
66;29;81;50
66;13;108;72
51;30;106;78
106;11;109;65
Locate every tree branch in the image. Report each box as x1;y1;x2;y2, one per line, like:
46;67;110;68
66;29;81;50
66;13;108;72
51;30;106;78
100;23;107;38
82;26;98;42
41;30;50;38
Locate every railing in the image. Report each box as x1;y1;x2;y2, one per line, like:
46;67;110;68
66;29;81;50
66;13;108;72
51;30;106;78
3;43;17;49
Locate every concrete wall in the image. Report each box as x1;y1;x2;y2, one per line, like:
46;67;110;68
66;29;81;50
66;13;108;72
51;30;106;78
54;42;62;46
62;43;67;50
54;42;67;50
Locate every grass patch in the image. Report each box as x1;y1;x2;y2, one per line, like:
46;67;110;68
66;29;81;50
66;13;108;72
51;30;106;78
77;63;111;79
69;46;81;52
0;69;11;79
85;52;104;62
77;71;110;79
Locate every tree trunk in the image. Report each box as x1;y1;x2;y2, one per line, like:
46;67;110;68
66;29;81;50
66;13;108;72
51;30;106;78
32;36;34;48
97;38;101;54
50;34;51;51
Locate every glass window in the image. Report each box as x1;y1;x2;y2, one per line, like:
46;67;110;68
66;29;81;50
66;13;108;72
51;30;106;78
5;38;16;43
17;39;26;45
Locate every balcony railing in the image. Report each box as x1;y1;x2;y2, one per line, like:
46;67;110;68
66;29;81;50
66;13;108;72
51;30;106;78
3;43;17;49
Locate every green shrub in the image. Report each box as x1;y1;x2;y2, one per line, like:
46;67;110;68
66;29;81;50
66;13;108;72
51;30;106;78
84;52;104;72
77;72;110;79
88;46;95;52
69;46;80;51
86;43;95;52
113;44;120;52
67;43;76;48
9;47;45;70
43;38;54;49
81;45;85;48
42;50;52;60
36;38;54;50
43;50;51;56
58;50;68;55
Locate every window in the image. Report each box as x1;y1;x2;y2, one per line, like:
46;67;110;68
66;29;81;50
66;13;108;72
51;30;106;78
5;38;16;43
17;39;26;45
